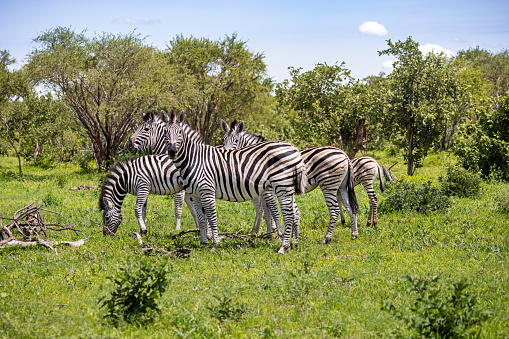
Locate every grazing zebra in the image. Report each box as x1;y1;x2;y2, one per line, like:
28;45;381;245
128;110;283;236
164;112;307;254
125;110;204;232
99;154;204;236
339;156;394;227
220;119;359;244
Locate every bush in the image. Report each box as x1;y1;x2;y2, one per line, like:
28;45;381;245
379;180;451;214
439;165;482;198
207;294;246;322
98;259;170;325
382;275;490;338
454;94;509;181
494;190;509;214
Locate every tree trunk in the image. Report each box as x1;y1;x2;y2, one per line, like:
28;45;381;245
1;122;22;174
407;130;414;176
348;119;365;159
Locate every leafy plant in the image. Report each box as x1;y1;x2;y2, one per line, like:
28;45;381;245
382;275;490;338
439;164;482;198
494;190;509;213
98;259;170;325
207;294;246;322
379;179;451;214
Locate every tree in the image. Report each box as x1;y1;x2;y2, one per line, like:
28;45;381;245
275;63;384;157
164;33;271;145
454;94;509;180
379;37;462;175
26;27;192;170
0;50;30;173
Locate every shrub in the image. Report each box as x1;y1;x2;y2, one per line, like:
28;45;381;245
382;275;490;338
207;294;246;322
98;259;170;325
379;180;451;214
439;165;482;198
494;190;509;214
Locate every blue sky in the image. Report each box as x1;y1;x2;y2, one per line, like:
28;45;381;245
1;0;508;82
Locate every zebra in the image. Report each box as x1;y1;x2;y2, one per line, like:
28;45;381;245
220;119;359;244
128;110;283;237
125;110;204;232
338;156;394;227
163;112;307;254
99;154;206;236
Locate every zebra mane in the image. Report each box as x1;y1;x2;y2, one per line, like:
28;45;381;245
98;162;129;210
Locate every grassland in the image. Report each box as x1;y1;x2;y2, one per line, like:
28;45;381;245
0;153;508;338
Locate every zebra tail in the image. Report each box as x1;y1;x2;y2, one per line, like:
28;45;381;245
347;161;358;215
295;163;307;195
378;164;386;193
382;165;393;184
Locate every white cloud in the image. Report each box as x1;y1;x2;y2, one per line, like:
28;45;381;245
382;59;396;71
112;18;160;25
419;43;454;57
358;21;388;36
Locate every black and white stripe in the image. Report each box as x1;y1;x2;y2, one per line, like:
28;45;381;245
128;110;284;237
125;110;204;231
99;154;204;236
165;113;307;253
221;120;359;243
339;156;393;227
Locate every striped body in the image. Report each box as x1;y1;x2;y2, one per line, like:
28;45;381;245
338;156;388;227
125;110;204;231
165;114;306;253
221;120;359;243
99;155;186;235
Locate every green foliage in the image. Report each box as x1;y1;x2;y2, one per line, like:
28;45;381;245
379;37;463;175
494;190;509;214
165;33;271;145
98;259;170;325
438;165;482;198
454;94;509;180
206;294;246;322
379;179;451;214
382;275;490;338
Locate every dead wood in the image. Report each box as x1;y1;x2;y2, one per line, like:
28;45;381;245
132;232;191;258
68;185;98;191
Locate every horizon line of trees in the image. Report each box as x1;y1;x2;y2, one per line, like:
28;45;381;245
1;27;509;178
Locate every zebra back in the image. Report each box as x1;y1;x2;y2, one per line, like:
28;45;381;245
351;156;386;192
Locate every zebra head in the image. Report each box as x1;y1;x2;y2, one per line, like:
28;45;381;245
101;199;122;235
163;111;185;159
127;110;168;154
220;119;245;150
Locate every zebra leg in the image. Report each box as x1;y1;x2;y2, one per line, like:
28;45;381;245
320;189;340;244
185;193;211;238
339;187;358;239
190;197;210;245
292;200;301;247
262;190;283;237
250;196;264;234
200;189;221;246
362;182;377;227
173;191;185;231
277;194;296;254
135;188;149;236
337;194;346;225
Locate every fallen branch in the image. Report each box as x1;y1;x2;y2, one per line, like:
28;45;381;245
132;232;191;258
0;237;87;253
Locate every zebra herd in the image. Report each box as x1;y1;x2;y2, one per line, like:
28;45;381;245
100;110;393;254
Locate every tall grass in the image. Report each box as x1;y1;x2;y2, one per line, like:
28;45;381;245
0;153;508;338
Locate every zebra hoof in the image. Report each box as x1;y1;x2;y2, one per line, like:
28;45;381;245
140;229;147;236
277;247;287;254
351;232;358;240
200;240;208;245
321;237;331;244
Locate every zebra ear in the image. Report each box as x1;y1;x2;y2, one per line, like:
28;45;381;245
159;110;169;123
220;119;229;132
169;110;176;123
236;121;245;133
178;112;185;123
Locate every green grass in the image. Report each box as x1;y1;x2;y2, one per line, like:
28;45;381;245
1;153;508;338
